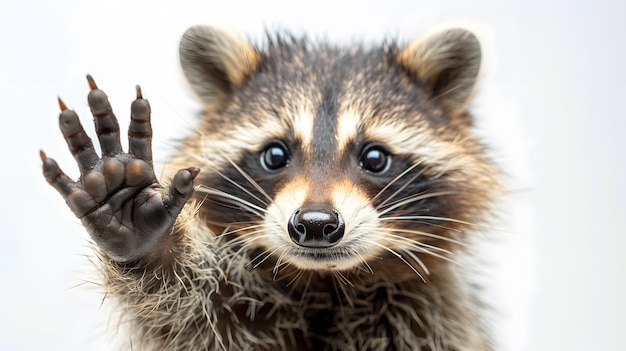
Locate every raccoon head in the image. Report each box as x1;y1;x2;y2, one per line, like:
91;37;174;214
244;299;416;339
179;25;498;276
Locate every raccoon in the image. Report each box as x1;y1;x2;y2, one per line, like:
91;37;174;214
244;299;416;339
41;25;501;351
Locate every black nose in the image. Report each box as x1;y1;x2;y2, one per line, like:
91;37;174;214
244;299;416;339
288;203;345;248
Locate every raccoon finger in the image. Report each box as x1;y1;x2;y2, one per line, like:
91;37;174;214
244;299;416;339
40;150;74;198
57;98;99;174
164;167;200;216
128;86;153;163
86;75;123;157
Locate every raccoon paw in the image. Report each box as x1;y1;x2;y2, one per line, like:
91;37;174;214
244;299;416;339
41;75;199;263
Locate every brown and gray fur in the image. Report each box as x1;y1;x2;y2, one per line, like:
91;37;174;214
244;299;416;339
42;25;501;351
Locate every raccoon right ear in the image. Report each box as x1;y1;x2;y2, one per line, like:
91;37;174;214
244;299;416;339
179;25;260;110
399;28;481;115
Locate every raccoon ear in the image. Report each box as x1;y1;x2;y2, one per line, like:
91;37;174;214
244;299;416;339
399;29;481;114
179;25;260;109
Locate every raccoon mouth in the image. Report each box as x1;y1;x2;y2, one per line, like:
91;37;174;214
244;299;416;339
286;247;358;270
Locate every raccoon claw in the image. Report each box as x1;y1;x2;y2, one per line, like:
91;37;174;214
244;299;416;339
86;74;98;90
57;97;68;111
42;77;198;263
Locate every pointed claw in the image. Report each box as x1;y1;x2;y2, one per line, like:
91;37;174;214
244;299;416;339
135;85;143;99
57;97;68;111
86;74;98;90
39;149;47;162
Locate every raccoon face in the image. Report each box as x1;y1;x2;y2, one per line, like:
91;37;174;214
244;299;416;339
179;26;498;274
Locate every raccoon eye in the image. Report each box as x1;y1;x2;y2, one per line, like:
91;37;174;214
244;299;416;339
261;141;290;171
359;144;391;174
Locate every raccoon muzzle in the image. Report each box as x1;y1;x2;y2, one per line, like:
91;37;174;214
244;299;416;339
287;203;345;248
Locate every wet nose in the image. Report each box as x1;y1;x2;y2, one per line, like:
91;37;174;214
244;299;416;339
287;203;345;248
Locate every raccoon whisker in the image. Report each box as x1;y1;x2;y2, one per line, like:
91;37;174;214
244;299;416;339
215;221;266;238
376;237;458;264
222;237;266;256
381;215;476;227
203;197;257;214
203;197;264;218
212;168;269;208
374;234;434;273
388;238;456;263
329;272;354;311
391;215;510;234
377;179;450;211
251;246;282;269
380;231;454;255
380;227;467;248
414;242;456;262
380;233;458;265
272;251;286;275
372;160;425;207
331;271;356;311
369;241;426;283
285;268;305;288
221;224;267;237
409;245;457;265
379;209;433;222
332;270;355;288
379;215;477;234
381;219;462;234
225;232;272;251
219;232;273;261
218;150;274;205
196;185;268;216
347;247;374;275
401;247;431;276
180;143;236;183
377;188;432;212
377;190;459;217
273;249;295;280
375;163;428;210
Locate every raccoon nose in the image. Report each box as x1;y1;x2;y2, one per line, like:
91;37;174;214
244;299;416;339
288;204;345;248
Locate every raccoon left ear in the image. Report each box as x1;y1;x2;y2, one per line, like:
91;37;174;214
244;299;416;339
399;29;481;114
179;25;261;110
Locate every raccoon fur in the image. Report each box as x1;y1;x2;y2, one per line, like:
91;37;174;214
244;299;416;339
41;25;501;351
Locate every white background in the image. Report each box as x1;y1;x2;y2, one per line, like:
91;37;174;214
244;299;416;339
1;0;624;350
